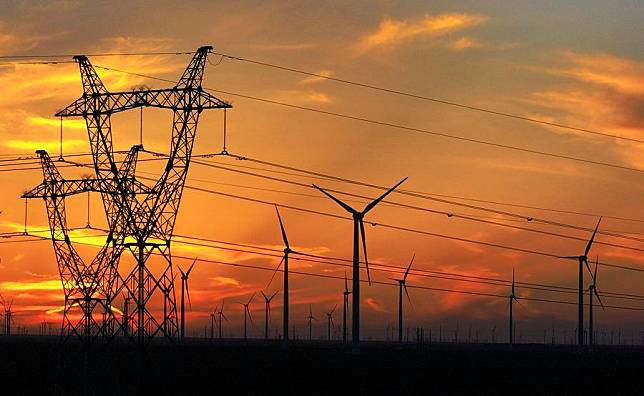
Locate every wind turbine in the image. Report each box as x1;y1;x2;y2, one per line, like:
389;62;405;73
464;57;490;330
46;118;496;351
588;257;605;346
325;305;337;341
178;258;196;342
391;253;415;343
210;305;218;339
217;300;228;339
313;177;407;350
508;269;519;346
0;294;14;336
307;305;316;341
342;272;351;344
267;206;301;343
559;217;602;346
260;290;280;340
240;293;256;340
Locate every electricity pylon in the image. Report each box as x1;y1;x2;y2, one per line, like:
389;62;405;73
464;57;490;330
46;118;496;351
24;46;231;345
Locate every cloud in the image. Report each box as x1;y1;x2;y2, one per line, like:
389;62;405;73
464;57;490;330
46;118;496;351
365;297;387;313
240;43;314;51
270;89;334;105
27;116;86;130
448;37;484;51
356;13;488;53
300;70;334;85
4;138;86;152
524;50;644;168
209;276;241;287
0;279;61;291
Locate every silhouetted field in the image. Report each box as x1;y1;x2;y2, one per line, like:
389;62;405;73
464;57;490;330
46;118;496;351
0;336;642;395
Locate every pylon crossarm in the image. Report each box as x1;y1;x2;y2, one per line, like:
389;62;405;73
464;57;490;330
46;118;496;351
56;89;230;117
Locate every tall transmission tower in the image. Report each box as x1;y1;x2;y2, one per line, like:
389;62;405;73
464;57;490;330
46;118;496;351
23;46;231;345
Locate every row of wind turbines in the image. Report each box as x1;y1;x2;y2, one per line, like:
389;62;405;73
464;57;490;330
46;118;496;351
177;177;607;351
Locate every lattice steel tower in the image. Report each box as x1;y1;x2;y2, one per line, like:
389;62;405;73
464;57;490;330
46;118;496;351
24;46;231;344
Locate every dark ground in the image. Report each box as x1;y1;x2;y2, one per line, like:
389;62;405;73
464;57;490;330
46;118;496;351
1;336;643;395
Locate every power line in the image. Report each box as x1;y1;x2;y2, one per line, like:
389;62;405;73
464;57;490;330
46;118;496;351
167;233;644;302
172;155;644;226
0;51;193;60
212;50;644;145
13;152;644;269
93;64;644;174
4;232;643;311
188;158;644;253
4;49;641;145
146;176;644;274
219;154;644;243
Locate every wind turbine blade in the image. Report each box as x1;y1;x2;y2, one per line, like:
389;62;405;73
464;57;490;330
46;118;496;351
266;256;285;289
222;313;229;322
247;308;254;325
403;284;413;308
593;256;599;284
512;268;515;296
248;292;256;305
275;205;290;249
178;267;186;278
362;177;408;215
221;299;225;312
584;217;602;257
187;257;197;276
583;257;592;277
260;290;268;301
312;184;356;214
558;256;580;260
344;271;349;293
594;288;606;311
270;290;280;301
186;282;192;312
331;304;337;315
359;220;371;285
403;253;415;281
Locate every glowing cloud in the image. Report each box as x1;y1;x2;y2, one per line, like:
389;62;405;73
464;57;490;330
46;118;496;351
300;70;334;85
365;297;387;313
0;279;61;291
357;13;488;53
4;138;86;152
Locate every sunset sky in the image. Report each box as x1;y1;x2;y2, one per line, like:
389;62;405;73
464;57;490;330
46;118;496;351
0;1;643;341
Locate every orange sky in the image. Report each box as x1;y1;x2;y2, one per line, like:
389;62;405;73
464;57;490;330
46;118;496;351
0;1;643;341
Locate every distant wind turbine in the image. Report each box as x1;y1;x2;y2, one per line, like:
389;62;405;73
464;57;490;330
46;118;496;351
178;258;197;342
0;294;14;336
267;206;301;343
342;272;351;344
307;305;316;341
217;300;228;339
313;177;407;351
559;217;602;346
210;305;218;339
391;253;415;343
240;293;256;340
508;269;520;346
261;290;280;340
588;257;605;346
325;305;337;341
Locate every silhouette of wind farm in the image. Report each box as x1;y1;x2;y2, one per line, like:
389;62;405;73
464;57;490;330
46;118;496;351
0;42;643;395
